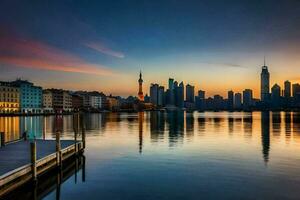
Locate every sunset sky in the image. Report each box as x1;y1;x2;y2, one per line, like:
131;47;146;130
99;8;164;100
0;0;300;98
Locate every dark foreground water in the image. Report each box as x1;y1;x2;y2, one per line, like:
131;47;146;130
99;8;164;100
1;111;300;200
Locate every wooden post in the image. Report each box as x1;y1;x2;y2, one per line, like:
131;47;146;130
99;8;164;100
75;156;78;184
30;141;37;181
73;114;78;154
56;168;61;200
22;131;27;141
0;132;5;147
56;131;61;167
82;122;86;150
82;155;86;182
74;128;77;154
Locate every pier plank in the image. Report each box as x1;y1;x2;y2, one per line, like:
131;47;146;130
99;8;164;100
0;140;74;176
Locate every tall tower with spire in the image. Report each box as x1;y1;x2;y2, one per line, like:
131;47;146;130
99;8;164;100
138;71;144;101
261;57;270;102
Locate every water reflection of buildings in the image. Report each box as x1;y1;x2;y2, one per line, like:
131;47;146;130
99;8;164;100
272;112;281;137
185;112;194;138
150;111;165;143
228;116;234;135
197;117;206;135
261;112;270;165
243;113;253;139
167;111;184;147
0;117;20;142
292;112;300;138
149;111;185;147
285;112;292;141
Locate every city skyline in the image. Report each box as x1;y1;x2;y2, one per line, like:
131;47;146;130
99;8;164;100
1;0;300;97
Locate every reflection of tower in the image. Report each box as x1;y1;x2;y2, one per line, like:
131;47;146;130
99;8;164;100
261;112;270;165
138;112;144;153
138;71;144;101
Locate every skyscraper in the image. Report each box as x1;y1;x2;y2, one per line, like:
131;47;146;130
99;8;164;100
168;78;175;105
198;90;205;99
186;84;195;103
292;83;300;104
195;90;205;110
138;71;144;101
292;83;300;98
227;90;234;110
284;80;291;98
271;83;281;107
260;63;270;102
158;86;165;107
234;93;242;109
243;89;253;108
150;83;159;106
176;82;184;108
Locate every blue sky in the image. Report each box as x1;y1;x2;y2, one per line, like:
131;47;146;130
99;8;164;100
0;0;300;97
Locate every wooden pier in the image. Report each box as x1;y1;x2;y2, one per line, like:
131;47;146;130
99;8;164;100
0;132;85;197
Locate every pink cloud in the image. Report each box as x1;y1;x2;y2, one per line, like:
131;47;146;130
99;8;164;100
0;34;117;76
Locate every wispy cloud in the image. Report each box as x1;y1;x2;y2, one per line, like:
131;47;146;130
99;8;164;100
0;34;117;76
84;42;125;58
202;62;245;68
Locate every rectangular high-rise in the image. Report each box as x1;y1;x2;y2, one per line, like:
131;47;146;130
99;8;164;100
186;84;195;103
261;66;270;102
292;83;300;97
168;78;175;105
198;90;205;99
158;86;165;107
243;89;253;108
150;83;159;106
176;82;184;108
195;90;205;110
234;93;242;109
227;90;234;110
284;80;291;98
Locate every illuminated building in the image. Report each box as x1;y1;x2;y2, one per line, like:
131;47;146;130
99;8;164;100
0;81;20;113
138;71;144;101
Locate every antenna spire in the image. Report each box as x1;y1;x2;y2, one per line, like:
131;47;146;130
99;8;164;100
264;56;266;66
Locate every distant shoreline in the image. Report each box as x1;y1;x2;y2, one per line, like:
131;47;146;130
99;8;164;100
1;108;300;117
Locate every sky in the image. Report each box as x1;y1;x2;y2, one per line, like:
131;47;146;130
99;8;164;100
0;0;300;98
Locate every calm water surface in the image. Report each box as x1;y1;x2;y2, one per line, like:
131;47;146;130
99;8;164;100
1;111;300;200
